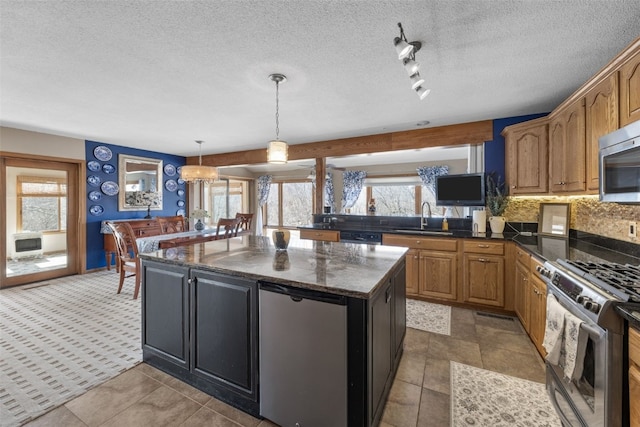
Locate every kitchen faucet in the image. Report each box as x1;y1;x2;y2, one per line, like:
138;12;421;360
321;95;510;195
421;201;432;229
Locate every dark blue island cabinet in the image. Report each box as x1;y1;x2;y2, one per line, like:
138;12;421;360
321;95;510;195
140;257;406;427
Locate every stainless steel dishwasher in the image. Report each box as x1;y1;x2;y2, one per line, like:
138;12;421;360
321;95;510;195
259;281;348;427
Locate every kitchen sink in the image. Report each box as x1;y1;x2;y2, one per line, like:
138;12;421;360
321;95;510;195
393;229;453;236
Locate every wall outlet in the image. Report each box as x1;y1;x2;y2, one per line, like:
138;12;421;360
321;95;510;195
629;221;637;238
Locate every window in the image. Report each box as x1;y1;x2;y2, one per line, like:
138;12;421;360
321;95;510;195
204;179;250;223
349;175;463;218
265;180;314;228
17;176;67;232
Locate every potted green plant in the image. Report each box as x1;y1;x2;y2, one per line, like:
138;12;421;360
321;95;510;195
486;173;508;234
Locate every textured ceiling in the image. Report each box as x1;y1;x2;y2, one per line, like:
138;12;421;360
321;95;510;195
1;0;640;163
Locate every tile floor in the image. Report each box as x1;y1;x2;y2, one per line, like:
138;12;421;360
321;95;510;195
24;307;546;427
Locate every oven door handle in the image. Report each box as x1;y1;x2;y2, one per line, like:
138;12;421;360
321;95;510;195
580;321;603;338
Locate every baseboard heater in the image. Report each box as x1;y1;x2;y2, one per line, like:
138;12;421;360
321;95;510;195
12;232;43;260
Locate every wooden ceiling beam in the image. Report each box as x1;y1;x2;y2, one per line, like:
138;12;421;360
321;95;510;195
189;120;493;167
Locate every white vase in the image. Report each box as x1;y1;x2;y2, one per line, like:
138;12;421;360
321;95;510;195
489;216;506;234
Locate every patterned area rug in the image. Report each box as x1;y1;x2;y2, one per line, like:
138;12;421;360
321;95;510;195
0;271;141;427
450;362;561;426
406;299;451;335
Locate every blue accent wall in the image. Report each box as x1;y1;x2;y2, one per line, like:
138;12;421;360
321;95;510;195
85;141;186;270
485;113;548;183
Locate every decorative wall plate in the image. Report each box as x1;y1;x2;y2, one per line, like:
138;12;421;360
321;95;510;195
88;191;102;201
102;163;116;174
101;181;119;196
93;146;112;161
177;178;185;185
87;175;101;187
165;179;178;192
176;209;186;216
164;164;176;176
176;166;182;175
177;200;185;207
177;189;185;197
89;205;104;216
87;161;101;172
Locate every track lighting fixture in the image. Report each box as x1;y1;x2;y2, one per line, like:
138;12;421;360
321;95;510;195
394;22;429;100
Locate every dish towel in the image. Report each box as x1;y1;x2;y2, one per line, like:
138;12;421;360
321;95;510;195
562;310;588;381
543;293;565;364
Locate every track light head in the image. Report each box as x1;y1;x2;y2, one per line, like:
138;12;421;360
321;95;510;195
415;86;430;100
409;73;425;90
394;36;414;59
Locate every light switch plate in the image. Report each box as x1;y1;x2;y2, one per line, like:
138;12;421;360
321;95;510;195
629;221;637;238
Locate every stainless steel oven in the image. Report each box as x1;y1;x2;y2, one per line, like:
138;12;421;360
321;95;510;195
599;119;640;204
537;261;640;426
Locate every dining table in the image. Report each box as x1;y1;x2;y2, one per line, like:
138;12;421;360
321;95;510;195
136;229;222;253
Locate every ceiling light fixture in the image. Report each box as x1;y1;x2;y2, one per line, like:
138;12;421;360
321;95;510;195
180;140;219;183
266;73;288;164
394;22;429;100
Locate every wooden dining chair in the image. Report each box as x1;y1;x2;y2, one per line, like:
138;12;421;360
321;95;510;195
235;213;254;234
158;215;186;234
105;221;141;299
216;218;241;239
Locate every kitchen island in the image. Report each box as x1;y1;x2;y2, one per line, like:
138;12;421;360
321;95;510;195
138;235;407;427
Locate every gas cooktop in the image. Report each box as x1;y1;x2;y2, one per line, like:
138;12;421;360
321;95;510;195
561;260;640;302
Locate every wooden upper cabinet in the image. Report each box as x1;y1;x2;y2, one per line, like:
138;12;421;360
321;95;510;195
620;49;640;127
502;118;549;195
585;74;619;191
549;99;586;193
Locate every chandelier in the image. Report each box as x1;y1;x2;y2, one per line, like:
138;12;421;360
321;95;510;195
180;140;219;183
266;73;288;164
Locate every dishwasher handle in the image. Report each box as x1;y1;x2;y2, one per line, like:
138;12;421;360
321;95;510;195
259;281;347;305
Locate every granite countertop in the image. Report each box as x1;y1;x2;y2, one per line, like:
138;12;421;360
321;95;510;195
300;224;640;265
139;235;407;299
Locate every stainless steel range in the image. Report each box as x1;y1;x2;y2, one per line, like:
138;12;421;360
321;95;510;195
537;260;640;427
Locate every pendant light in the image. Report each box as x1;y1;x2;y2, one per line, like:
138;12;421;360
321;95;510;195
180;140;218;183
266;73;288;164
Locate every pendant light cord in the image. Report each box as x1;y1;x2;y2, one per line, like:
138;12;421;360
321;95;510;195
275;81;280;140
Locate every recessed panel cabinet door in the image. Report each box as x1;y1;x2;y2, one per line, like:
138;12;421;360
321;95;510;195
419;250;458;301
191;270;258;398
504;121;549;194
142;262;190;369
585;74;619;191
620;49;640;127
462;254;505;307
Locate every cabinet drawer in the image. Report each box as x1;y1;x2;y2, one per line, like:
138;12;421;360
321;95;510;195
515;247;531;268
382;234;457;251
530;256;545;279
463;240;504;255
630;327;640;367
300;229;340;242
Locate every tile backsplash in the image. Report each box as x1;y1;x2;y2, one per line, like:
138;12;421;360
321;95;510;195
505;195;640;244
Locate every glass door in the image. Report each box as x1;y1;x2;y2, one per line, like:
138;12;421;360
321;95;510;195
1;156;80;287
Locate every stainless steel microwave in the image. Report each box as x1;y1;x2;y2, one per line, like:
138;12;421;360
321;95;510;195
599;119;640;203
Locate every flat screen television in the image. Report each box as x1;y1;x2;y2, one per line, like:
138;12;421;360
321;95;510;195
435;173;485;206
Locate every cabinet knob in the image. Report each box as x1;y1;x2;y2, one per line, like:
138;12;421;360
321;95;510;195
511;185;516;189
416;240;421;244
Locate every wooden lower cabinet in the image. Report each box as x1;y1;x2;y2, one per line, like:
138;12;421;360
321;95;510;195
513;254;548;358
382;235;458;302
528;273;547;357
300;229;340;242
514;259;530;331
418;250;458;301
630;326;640;427
462;253;505;307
